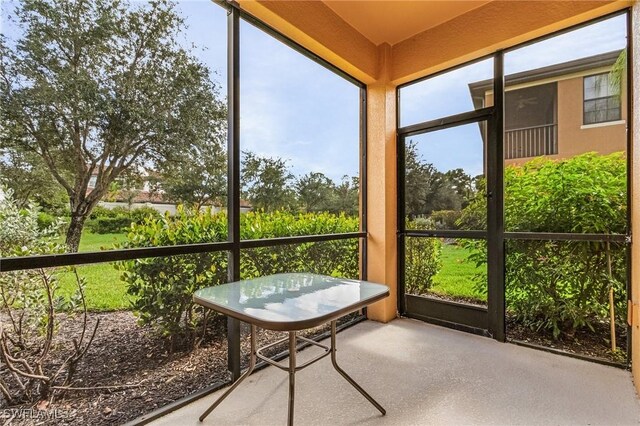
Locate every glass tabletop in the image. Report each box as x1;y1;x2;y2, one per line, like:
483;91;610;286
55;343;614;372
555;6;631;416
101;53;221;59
193;273;389;331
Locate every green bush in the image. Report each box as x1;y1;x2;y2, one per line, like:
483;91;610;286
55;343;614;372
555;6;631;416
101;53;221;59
505;239;625;338
116;208;359;348
110;206;131;217
88;205;162;233
460;152;627;338
430;210;462;230
404;218;442;295
115;207;227;349
130;206;162;224
37;211;56;230
87;215;132;234
89;205;118;220
239;211;359;279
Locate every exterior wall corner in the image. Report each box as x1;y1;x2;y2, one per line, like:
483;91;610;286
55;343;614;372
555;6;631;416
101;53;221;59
365;47;398;322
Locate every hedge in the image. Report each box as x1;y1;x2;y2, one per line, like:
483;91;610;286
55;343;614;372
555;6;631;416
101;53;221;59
115;208;360;346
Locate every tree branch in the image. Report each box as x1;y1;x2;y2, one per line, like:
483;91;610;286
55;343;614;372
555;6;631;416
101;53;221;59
0;333;48;382
36;269;55;365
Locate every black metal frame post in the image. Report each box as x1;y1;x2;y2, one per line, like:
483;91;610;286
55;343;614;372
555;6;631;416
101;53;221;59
487;51;506;341
397;133;407;315
360;87;369;281
226;6;242;381
221;1;369;380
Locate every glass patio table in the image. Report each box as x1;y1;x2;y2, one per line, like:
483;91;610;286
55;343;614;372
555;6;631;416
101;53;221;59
193;272;389;425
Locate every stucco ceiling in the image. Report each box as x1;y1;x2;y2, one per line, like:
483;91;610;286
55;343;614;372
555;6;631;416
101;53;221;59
323;0;492;46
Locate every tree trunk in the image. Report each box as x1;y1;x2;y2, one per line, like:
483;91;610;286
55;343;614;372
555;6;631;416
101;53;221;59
65;213;87;253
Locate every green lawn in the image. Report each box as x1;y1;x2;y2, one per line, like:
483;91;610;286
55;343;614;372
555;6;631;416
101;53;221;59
57;232;130;311
429;243;486;303
57;233;484;311
74;232;127;251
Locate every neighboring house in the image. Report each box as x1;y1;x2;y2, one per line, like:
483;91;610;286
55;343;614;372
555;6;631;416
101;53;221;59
87;172;251;215
469;50;627;165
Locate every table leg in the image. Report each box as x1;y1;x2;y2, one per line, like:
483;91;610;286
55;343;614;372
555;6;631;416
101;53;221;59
288;331;296;426
330;320;386;415
199;324;257;422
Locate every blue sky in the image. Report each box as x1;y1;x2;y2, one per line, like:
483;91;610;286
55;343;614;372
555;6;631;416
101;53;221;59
164;1;361;183
1;2;628;181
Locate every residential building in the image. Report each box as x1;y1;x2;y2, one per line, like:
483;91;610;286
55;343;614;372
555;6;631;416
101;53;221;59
86;171;251;214
469;50;627;163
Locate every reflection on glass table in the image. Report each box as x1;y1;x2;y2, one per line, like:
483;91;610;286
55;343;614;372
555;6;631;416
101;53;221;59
194;273;389;425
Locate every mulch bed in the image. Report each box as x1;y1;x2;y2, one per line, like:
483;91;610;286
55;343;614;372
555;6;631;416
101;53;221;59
506;316;628;364
0;311;358;425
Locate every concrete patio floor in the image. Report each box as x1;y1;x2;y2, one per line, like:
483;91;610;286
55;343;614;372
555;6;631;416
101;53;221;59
149;318;640;425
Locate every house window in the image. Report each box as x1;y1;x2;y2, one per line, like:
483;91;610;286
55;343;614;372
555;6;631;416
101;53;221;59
583;73;621;125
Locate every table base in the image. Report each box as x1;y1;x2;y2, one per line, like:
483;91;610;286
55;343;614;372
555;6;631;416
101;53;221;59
198;320;386;425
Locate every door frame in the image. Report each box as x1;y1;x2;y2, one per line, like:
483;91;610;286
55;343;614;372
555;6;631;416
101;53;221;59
396;52;505;339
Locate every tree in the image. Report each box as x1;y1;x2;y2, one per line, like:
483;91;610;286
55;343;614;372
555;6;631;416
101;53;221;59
0;148;68;212
443;168;475;209
153;130;227;209
609;50;626;97
241;151;295;211
105;168;144;208
404;141;469;218
295;172;336;213
330;175;359;216
405;140;434;218
0;0;226;251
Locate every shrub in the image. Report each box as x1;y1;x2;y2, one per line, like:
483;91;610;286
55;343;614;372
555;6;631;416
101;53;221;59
116;208;360;349
404;218;442;294
430;210;462;230
130;206;162;224
459;152;627;338
87;215;132;234
87;205;162;233
36;211;56;230
409;216;435;230
239;211;359;280
505;239;625;338
0;187;98;403
110;206;132;217
89;205;117;220
116;207;228;349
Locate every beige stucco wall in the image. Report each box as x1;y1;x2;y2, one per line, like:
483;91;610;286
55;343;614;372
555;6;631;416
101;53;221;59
498;73;628;167
556;76;627;158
